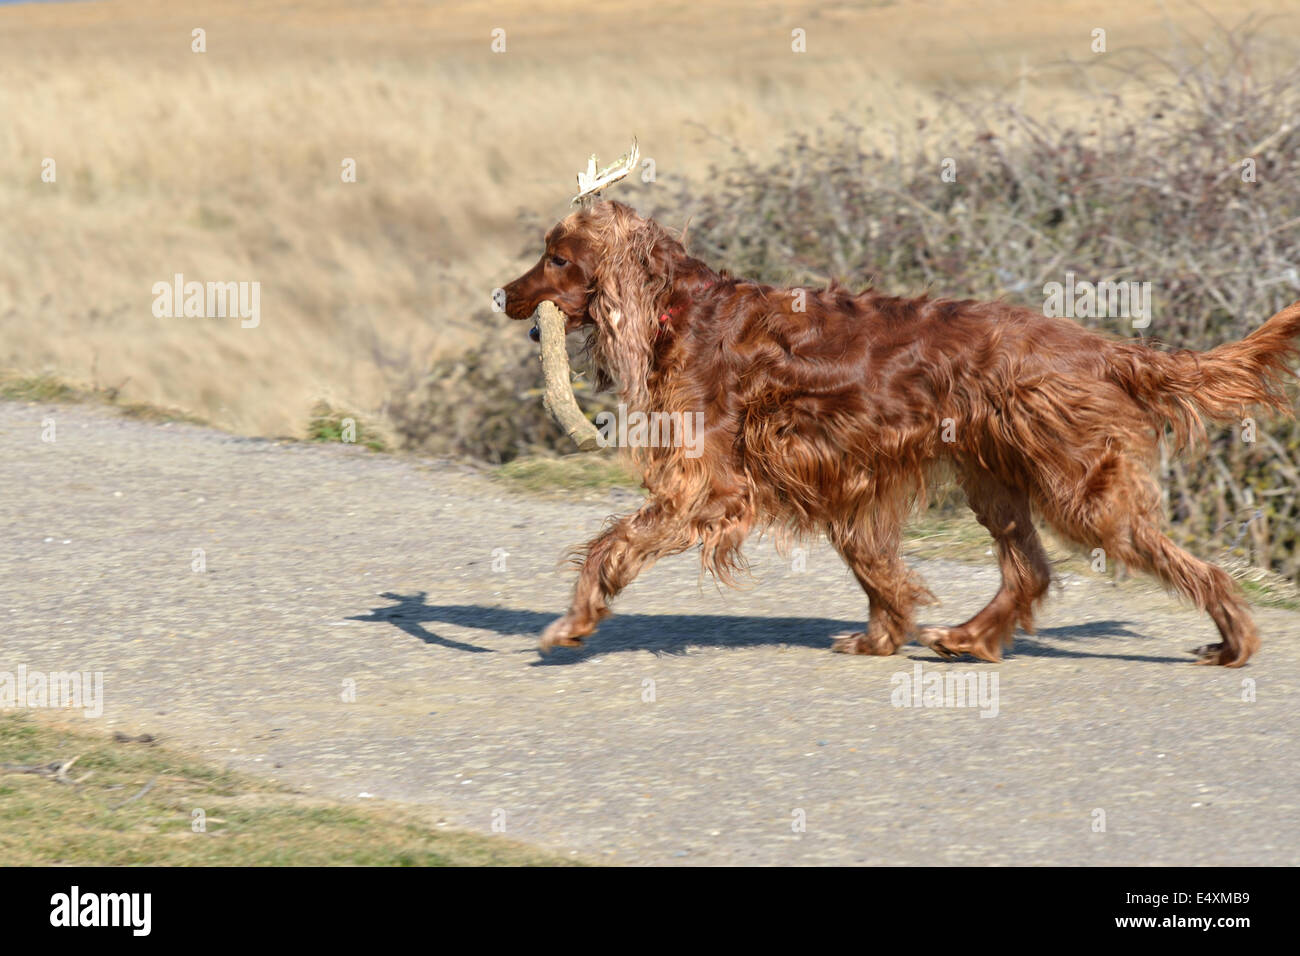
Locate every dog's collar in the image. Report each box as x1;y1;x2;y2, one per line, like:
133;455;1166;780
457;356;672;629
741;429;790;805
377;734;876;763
658;279;720;331
657;305;684;326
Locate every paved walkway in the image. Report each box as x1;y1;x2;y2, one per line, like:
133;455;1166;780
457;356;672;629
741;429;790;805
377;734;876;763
2;402;1296;864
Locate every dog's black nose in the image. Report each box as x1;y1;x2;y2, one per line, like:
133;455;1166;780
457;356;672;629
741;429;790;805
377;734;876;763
529;324;541;342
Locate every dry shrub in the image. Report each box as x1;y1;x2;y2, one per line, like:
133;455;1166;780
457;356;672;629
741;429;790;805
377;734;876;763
391;24;1300;583
386;332;617;465
661;26;1300;582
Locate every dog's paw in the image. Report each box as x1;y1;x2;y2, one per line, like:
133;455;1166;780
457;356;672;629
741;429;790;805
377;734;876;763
1191;641;1253;668
918;625;1009;662
916;626;961;660
539;616;586;653
831;630;898;656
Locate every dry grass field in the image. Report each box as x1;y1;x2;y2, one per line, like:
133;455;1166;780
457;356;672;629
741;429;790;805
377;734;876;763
1;0;1299;437
0;0;1294;437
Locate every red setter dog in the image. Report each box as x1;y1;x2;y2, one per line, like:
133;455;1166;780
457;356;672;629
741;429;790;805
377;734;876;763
503;200;1300;666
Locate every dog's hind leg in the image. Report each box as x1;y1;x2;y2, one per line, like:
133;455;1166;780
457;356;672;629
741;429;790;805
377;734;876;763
829;515;934;656
917;470;1051;662
1128;521;1259;666
1038;457;1259;667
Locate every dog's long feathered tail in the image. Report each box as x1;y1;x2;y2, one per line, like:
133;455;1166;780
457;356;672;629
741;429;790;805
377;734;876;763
1106;300;1300;447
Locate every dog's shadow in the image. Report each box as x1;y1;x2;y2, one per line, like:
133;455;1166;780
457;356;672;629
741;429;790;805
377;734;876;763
349;591;1190;665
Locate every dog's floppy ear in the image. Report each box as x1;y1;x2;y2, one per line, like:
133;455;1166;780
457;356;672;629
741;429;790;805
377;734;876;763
586;202;675;408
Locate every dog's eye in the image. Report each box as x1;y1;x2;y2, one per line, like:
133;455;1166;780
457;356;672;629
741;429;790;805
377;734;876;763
550;255;568;267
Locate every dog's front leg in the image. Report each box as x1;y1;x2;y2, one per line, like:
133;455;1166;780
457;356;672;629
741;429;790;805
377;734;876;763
540;501;694;651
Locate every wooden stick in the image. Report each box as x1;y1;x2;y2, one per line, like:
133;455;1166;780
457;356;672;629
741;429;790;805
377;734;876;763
534;300;601;452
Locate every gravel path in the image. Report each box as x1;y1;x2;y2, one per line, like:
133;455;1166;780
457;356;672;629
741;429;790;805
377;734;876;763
2;401;1297;865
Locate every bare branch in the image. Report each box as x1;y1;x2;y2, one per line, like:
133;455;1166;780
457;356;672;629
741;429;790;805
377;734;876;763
572;139;640;207
534;301;601;451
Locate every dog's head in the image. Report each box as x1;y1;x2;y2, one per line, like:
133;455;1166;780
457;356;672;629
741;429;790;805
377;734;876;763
502;209;602;335
501;201;688;403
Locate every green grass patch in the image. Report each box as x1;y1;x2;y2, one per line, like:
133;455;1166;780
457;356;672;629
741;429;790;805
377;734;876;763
1233;570;1300;611
0;372;80;403
306;400;389;452
0;371;207;425
495;452;640;496
900;509;998;564
0;714;576;866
